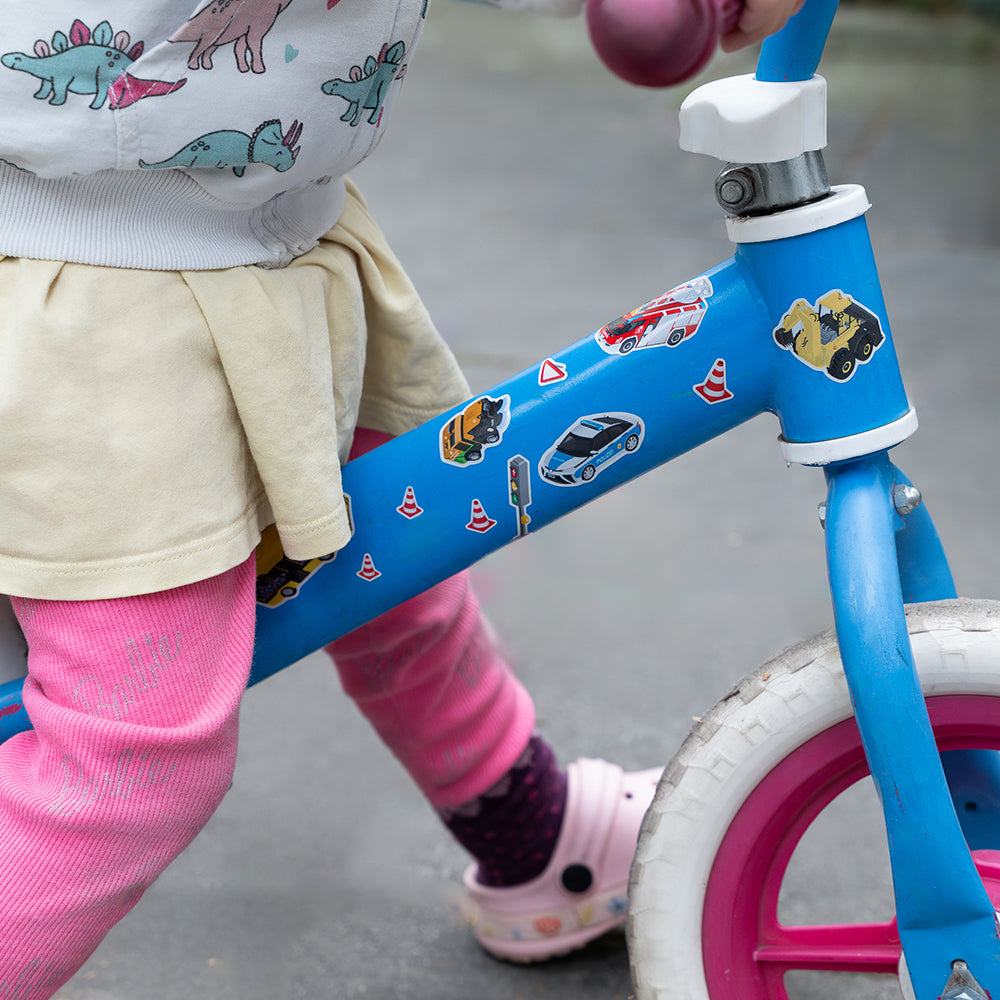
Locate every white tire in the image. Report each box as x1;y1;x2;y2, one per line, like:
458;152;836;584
627;599;1000;1000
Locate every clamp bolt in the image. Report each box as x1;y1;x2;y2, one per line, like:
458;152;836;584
719;177;750;206
893;484;923;516
818;485;921;529
715;167;755;212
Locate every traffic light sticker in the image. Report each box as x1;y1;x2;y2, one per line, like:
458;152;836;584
508;455;532;537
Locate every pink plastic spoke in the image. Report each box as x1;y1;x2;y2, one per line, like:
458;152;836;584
754;921;900;974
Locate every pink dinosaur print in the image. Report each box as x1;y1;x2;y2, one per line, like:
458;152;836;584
169;0;295;74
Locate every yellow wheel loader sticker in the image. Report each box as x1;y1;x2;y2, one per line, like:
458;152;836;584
773;289;885;382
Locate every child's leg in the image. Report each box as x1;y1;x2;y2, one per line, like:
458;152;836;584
327;429;661;962
0;556;256;997
326;567;537;810
329;429;537;810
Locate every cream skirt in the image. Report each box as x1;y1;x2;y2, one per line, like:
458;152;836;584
0;180;469;600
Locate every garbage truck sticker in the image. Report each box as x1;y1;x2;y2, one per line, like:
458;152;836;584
439;395;511;467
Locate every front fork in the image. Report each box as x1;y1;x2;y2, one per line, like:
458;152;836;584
824;452;1000;999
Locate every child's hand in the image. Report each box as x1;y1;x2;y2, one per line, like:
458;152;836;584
719;0;807;52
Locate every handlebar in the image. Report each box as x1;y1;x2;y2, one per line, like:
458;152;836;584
756;0;839;81
586;0;839;87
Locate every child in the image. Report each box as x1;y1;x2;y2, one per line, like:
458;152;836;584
0;0;804;993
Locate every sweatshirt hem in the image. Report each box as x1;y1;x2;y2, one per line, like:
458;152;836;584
0;165;346;270
0;501;270;601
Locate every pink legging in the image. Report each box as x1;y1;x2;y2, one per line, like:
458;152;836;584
326;428;535;808
0;429;534;995
0;556;257;996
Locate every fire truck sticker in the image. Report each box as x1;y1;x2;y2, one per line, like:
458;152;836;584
539;412;644;487
596;277;713;356
773;289;885;382
439;394;511;467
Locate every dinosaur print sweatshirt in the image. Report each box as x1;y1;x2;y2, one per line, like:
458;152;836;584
0;0;572;270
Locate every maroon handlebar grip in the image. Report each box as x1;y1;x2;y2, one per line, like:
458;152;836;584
585;0;742;87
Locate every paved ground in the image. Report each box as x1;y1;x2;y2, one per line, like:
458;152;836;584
55;5;999;999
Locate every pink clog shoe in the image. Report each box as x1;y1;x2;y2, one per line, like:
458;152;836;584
461;757;662;962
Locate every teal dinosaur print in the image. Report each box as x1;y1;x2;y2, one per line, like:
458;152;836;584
139;119;303;177
1;20;186;110
321;41;405;127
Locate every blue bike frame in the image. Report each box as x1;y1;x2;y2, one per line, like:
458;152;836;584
1;2;996;995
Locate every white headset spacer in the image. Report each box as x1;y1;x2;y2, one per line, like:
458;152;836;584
780;407;919;466
728;184;872;243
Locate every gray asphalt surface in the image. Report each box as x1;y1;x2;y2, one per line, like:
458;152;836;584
55;5;999;998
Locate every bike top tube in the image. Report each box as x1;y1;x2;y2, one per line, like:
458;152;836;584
756;0;840;82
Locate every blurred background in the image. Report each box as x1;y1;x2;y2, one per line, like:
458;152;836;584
56;2;998;998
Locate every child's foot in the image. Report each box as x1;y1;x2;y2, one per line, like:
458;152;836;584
460;758;662;962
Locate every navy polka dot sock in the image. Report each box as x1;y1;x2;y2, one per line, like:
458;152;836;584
439;734;568;887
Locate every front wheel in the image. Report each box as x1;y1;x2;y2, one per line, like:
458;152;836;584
628;600;1000;1000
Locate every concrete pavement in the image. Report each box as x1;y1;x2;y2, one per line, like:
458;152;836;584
56;5;999;999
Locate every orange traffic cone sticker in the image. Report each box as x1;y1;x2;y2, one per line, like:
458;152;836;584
357;553;381;581
466;499;497;533
694;358;734;403
397;486;423;519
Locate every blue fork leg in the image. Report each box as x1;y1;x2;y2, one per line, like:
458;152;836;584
891;463;1000;852
890;462;1000;851
825;453;1000;999
891;463;957;605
